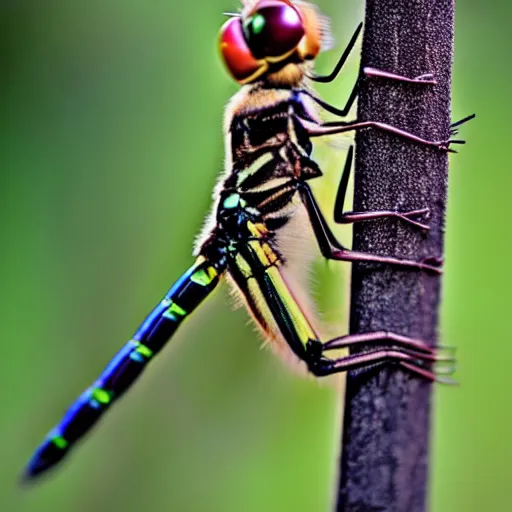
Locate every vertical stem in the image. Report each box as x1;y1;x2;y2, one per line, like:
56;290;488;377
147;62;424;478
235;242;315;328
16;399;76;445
335;1;453;511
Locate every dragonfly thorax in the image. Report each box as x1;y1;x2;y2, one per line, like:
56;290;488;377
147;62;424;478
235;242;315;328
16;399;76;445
217;191;262;239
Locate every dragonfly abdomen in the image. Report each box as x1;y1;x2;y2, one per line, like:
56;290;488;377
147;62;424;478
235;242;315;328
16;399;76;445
24;256;221;480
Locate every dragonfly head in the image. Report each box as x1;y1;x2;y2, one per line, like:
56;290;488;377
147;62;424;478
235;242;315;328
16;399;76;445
219;1;327;85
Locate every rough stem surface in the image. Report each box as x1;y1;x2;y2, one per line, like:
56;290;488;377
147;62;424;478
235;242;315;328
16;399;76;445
335;0;454;511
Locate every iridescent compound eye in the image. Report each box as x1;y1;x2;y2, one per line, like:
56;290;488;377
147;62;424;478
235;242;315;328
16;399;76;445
219;17;267;84
242;1;305;60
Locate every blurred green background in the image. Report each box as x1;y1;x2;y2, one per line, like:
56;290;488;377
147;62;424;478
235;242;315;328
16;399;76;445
0;1;509;511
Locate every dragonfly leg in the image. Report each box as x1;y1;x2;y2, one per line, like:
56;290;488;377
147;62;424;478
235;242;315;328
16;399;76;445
322;330;435;354
305;19;435;108
297;180;443;274
300;78;359;118
302;66;436;119
333;146;431;231
24;255;224;481
306;339;456;384
449;113;476;136
237;242;454;384
362;67;437;84
299;116;465;153
307;23;363;83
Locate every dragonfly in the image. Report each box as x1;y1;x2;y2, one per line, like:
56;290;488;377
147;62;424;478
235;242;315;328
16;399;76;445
24;0;470;481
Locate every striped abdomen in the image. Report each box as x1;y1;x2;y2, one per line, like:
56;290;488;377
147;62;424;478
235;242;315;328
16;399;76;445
24;257;220;479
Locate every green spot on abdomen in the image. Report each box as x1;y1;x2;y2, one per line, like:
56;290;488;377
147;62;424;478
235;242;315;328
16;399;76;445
136;344;153;358
190;267;218;286
130;342;153;362
91;387;112;405
163;301;187;321
51;435;68;450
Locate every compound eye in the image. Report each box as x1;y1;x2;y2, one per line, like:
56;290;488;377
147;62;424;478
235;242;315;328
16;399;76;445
219;17;267;84
243;1;305;60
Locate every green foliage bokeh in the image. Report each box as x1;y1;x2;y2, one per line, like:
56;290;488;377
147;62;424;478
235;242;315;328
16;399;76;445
1;1;509;511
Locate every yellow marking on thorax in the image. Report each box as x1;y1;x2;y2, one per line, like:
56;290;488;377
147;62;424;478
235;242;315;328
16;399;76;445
247;221;281;267
235;152;274;186
247;220;268;238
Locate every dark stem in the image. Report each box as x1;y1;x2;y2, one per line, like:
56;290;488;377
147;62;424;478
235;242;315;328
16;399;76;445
335;1;453;511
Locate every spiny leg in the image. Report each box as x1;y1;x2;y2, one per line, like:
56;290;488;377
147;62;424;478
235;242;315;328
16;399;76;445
299;110;475;152
307;343;455;384
302;67;436;119
322;331;438;354
322;113;473;222
306;21;435;86
299;116;465;152
320;331;456;379
297;180;442;274
307;22;363;83
308;113;474;150
24;255;223;481
304;22;439;126
333;146;431;230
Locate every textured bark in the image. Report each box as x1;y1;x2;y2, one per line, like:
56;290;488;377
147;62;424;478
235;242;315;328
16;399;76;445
335;0;453;511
